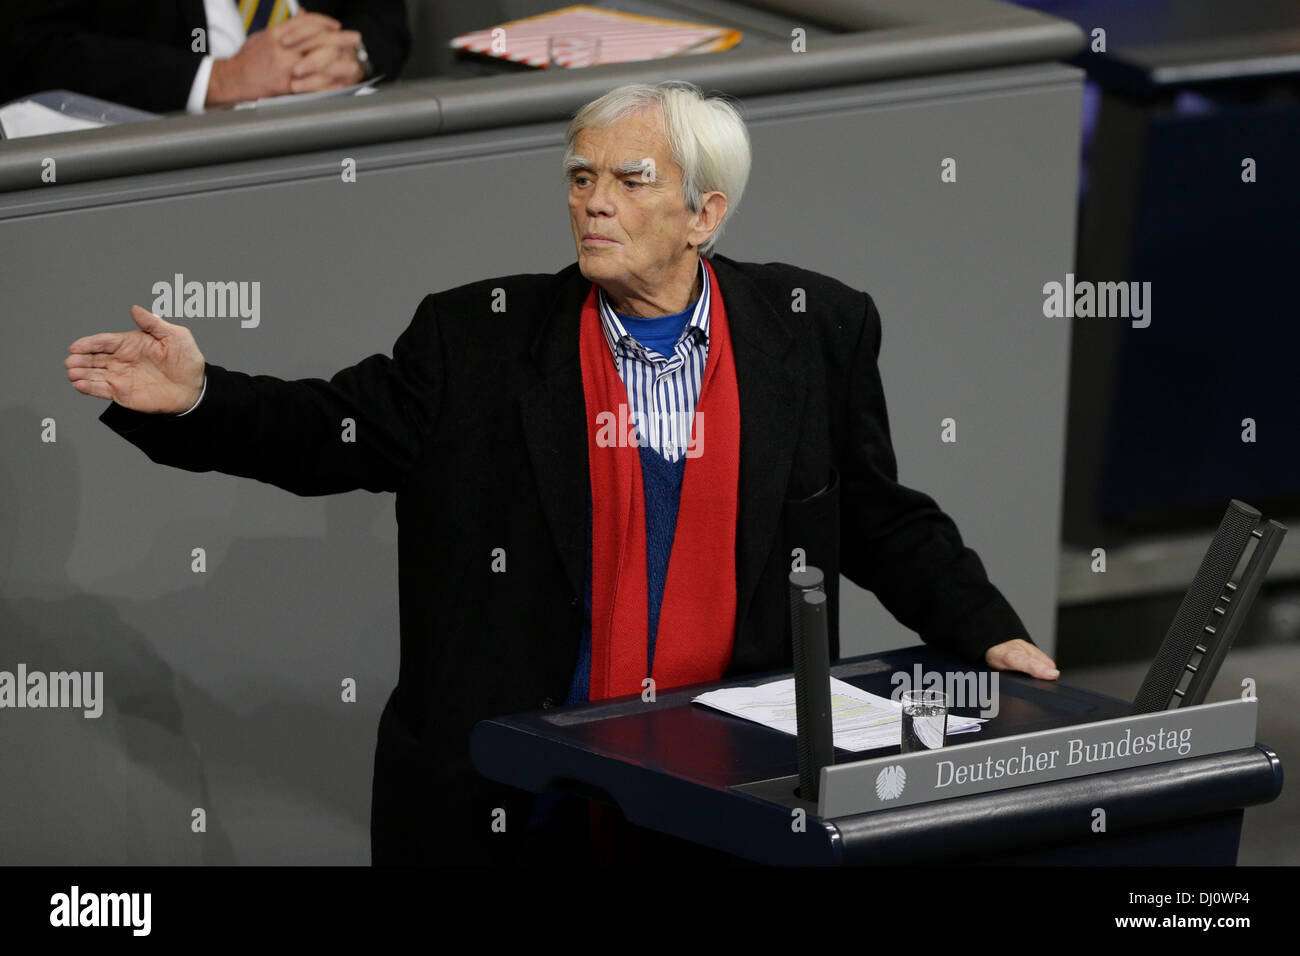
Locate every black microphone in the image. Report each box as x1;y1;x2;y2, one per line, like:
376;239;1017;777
789;568;834;801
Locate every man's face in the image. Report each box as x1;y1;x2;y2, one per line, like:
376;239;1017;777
567;109;697;293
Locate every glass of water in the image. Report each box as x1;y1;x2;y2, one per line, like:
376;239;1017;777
900;689;948;753
547;35;601;68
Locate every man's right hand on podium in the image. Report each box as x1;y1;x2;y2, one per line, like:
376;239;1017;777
65;305;206;415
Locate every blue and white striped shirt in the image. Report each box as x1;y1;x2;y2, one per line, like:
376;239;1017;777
596;259;710;462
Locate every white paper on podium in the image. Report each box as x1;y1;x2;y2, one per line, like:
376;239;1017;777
693;676;985;752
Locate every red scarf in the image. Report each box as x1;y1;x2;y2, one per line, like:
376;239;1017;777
579;257;740;701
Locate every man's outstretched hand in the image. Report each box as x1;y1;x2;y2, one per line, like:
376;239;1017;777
985;638;1060;680
65;306;205;415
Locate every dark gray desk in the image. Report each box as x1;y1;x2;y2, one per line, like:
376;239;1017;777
471;646;1283;864
1026;0;1300;94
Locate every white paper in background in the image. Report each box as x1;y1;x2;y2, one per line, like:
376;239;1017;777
233;76;383;109
693;676;985;752
0;99;105;138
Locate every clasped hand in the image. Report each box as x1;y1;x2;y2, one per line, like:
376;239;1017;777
207;11;366;106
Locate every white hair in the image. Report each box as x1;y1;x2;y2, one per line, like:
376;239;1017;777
562;81;751;256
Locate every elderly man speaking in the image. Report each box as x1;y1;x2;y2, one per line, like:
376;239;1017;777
66;80;1058;865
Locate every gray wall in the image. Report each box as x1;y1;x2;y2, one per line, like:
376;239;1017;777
0;63;1081;862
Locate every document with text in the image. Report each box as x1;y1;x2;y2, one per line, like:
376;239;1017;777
693;677;985;752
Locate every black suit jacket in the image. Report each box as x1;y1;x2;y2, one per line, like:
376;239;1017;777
0;0;410;113
100;254;1031;864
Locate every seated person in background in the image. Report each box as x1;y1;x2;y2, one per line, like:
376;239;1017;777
0;0;410;113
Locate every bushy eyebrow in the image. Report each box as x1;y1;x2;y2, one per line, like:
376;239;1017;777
563;155;592;176
564;155;663;183
613;159;657;179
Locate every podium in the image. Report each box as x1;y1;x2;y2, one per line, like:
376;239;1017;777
471;645;1282;865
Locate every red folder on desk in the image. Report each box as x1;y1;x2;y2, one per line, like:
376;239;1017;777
450;4;743;68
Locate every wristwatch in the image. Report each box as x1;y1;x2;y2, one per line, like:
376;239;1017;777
354;39;374;80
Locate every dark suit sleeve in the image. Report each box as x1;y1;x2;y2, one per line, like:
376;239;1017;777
320;0;411;81
99;294;443;496
3;1;203;113
838;291;1032;665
